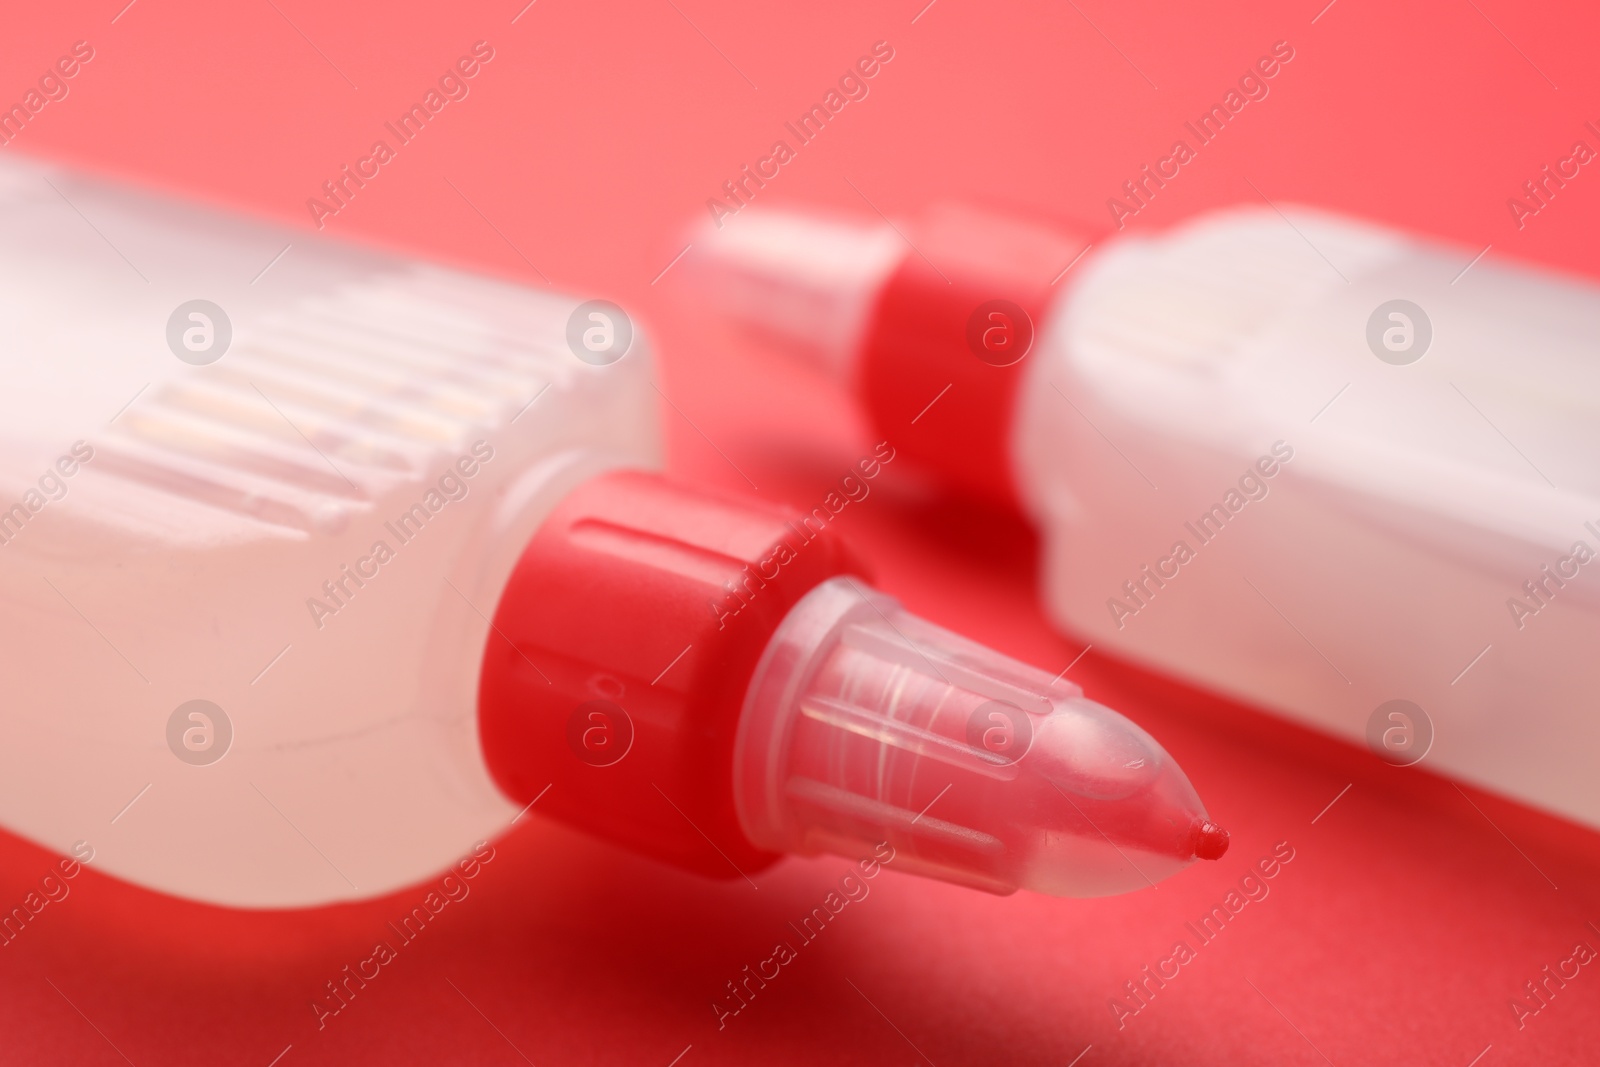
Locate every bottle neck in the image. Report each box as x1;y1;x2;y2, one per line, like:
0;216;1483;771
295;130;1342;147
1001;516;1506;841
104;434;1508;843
688;203;1097;510
477;468;1224;898
854;204;1096;508
475;469;868;880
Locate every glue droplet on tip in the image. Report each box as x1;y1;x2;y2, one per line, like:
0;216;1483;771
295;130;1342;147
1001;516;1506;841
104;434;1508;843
1192;820;1230;861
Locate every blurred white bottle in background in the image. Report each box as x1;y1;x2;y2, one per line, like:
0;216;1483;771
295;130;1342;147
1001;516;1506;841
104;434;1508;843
689;201;1600;829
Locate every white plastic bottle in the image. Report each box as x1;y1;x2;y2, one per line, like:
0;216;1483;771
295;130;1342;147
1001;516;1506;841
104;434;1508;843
0;158;1228;908
0;153;660;906
690;202;1600;829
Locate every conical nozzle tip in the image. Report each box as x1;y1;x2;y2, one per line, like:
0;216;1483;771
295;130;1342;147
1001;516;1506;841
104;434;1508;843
1192;820;1230;861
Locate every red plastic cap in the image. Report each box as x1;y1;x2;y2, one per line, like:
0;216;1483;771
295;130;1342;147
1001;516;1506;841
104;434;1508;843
856;204;1095;507
477;469;869;879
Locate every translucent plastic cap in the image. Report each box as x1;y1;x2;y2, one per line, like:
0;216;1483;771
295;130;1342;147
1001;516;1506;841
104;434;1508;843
687;210;902;382
734;578;1226;897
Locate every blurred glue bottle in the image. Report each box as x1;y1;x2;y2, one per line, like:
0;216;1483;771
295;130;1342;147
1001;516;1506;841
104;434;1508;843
688;201;1600;829
0;157;1225;908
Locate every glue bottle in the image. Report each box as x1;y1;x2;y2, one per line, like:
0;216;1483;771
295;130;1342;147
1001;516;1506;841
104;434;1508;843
0;157;1224;907
688;200;1600;829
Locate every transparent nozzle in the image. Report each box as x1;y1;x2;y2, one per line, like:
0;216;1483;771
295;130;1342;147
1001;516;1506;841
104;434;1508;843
734;578;1225;897
685;209;900;384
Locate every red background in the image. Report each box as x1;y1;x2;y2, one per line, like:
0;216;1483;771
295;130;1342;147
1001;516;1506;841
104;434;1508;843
4;0;1600;1063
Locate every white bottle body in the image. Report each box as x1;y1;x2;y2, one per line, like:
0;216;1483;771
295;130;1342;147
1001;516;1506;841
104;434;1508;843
1015;206;1600;827
0;157;659;906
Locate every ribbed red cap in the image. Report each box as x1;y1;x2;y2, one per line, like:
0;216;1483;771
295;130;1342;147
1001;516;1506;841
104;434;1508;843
477;470;868;879
856;205;1095;507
